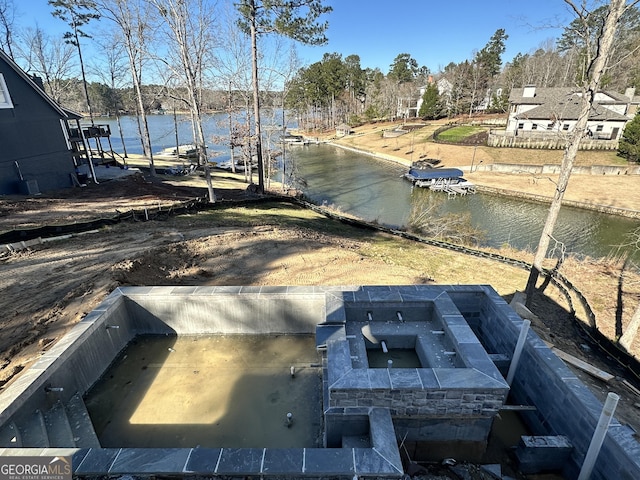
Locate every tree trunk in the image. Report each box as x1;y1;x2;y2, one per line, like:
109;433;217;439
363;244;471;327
620;301;640;352
133;77;156;176
249;0;265;194
73;26;94;125
525;0;627;307
204;164;216;203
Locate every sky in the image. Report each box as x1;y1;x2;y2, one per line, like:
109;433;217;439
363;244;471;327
20;0;576;75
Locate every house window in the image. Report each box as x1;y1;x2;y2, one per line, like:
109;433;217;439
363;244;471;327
547;123;554;130
518;123;524;130
532;124;538;130
0;74;14;109
596;125;604;132
562;124;570;131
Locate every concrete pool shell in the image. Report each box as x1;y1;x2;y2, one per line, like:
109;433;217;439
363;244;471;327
0;285;639;479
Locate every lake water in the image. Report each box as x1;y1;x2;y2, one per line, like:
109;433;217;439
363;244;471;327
96;114;639;262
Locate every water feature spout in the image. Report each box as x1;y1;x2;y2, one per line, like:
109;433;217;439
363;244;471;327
286;412;293;428
387;359;393;369
396;311;404;322
45;387;64;393
381;340;388;353
290;366;295;378
361;324;379;345
366;311;373;322
105;325;120;330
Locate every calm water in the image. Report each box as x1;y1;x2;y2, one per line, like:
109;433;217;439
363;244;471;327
286;143;639;262
99;114;639;262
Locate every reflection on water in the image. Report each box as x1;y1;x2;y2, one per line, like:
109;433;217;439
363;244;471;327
285;144;639;262
100;115;638;262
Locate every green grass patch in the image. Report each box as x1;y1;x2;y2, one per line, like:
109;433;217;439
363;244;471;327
437;126;487;143
173;201;376;239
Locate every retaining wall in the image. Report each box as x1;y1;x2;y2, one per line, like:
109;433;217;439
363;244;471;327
448;286;640;480
480;163;640;176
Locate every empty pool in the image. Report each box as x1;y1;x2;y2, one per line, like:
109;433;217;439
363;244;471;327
85;334;322;448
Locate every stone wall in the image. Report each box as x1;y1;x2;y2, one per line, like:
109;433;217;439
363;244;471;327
480;163;640;176
329;387;505;420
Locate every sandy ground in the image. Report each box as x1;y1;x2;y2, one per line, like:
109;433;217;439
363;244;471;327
1;132;640;456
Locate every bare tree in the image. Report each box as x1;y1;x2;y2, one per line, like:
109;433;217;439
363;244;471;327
150;0;217;201
96;0;158;176
212;3;253;176
18;26;77;104
618;227;640;351
90;35;130;158
525;0;635;306
0;0;17;58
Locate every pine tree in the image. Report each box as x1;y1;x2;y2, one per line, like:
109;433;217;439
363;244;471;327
49;0;99;124
619;112;640;163
418;82;441;119
236;0;331;194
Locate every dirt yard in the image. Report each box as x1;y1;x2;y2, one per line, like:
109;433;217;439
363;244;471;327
1;140;640;447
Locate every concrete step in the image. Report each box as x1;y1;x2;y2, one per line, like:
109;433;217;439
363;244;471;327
0;420;22;447
65;393;101;448
43;401;76;447
17;409;49;448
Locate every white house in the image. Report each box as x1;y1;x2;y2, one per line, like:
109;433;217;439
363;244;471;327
414;77;453;117
506;85;638;140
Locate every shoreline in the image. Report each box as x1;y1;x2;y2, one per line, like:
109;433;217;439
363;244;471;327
327;141;640;219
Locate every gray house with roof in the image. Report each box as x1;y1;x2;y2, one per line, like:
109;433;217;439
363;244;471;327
0;49;78;195
506;85;638;141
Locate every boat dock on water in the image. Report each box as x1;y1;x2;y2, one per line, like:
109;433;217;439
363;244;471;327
404;162;476;197
281;134;310;145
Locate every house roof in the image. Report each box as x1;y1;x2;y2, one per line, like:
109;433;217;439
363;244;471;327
0;48;75;119
510;87;630;122
515;101;629;122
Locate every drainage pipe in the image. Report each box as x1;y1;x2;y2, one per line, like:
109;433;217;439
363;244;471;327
506;319;530;385
578;392;619;480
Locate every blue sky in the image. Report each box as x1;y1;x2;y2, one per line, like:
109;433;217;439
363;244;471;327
299;0;573;72
21;0;575;74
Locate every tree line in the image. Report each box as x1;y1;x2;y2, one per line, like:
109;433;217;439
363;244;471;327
2;1;640;171
1;0;331;194
285;4;640;129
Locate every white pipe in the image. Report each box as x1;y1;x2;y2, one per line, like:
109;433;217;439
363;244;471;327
381;340;388;353
387;359;393;369
506;319;530;385
396;311;403;322
367;312;373;321
578;392;620;480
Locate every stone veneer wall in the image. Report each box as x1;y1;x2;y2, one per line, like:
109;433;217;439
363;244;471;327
329;386;506;419
325;286;510;445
